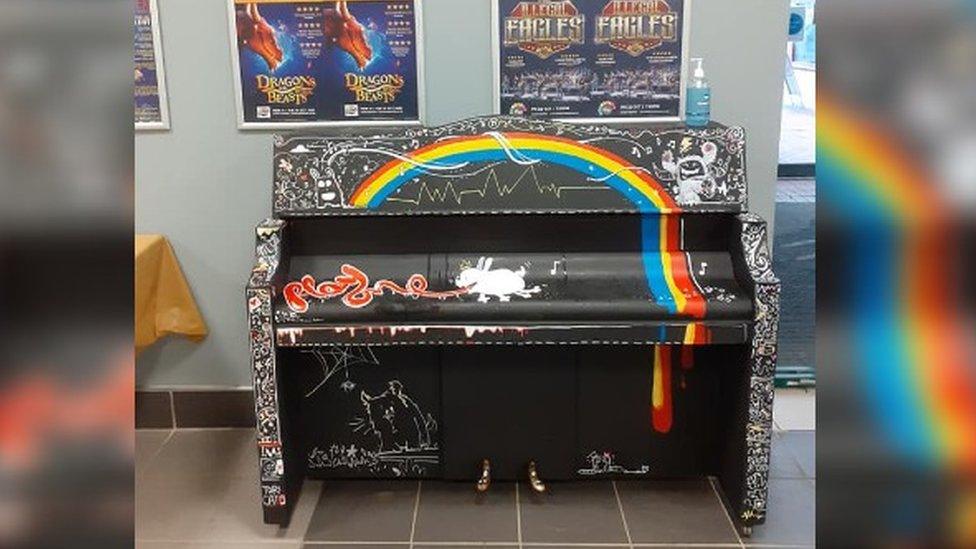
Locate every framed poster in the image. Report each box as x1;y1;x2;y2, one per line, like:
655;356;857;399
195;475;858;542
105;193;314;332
228;0;425;129
135;0;170;130
492;0;690;122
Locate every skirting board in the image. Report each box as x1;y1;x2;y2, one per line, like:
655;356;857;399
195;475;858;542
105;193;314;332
136;389;255;429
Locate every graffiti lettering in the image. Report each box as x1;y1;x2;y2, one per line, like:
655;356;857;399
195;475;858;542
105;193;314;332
283;264;470;312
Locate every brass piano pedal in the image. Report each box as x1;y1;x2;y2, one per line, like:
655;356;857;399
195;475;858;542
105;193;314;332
527;460;547;494
476;459;492;492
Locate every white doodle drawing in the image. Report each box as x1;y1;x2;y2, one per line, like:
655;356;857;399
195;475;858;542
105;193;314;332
353;380;437;453
454;257;541;303
578;451;650;476
549;258;564;275
661;141;720;206
304;346;380;398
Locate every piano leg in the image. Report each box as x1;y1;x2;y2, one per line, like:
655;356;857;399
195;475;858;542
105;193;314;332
715;336;776;533
248;286;304;526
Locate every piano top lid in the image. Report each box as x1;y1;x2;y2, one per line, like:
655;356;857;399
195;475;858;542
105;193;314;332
272;115;748;217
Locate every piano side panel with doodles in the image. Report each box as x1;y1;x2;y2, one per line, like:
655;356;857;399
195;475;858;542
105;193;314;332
247;116;778;535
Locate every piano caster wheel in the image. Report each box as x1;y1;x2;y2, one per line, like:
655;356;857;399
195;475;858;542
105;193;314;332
476;459;492;493
740;526;753;537
527;460;547;494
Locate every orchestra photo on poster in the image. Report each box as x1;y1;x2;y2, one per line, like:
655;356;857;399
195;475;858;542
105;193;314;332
495;0;687;121
229;0;423;127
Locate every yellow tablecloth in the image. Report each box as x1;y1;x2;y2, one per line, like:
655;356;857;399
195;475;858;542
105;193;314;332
135;235;208;353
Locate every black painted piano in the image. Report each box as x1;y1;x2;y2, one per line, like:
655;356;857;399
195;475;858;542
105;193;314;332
246;116;779;535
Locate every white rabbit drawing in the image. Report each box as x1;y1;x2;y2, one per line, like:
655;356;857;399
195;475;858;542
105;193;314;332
454;257;541;303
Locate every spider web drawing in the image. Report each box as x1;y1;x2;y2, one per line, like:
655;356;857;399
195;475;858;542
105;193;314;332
304;346;381;398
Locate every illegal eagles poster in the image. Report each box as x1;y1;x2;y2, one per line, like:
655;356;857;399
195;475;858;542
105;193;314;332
229;0;424;128
494;0;688;121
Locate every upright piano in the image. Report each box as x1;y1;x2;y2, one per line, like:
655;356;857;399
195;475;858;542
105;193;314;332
246;116;779;535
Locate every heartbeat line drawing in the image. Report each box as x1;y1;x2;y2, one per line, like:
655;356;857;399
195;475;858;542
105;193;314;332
385;164;611;206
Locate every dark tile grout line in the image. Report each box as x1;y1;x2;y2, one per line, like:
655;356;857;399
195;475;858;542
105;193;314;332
514;481;523;549
610;480;634;549
409;480;422;549
774;432;815;481
708;476;746;549
138;428;176;474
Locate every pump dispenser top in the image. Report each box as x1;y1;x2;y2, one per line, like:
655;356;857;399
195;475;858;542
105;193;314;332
692;58;706;80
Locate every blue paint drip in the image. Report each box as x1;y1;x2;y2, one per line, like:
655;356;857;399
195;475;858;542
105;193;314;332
641;214;678;314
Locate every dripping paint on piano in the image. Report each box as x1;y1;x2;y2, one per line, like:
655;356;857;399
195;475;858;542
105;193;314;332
652;324;709;434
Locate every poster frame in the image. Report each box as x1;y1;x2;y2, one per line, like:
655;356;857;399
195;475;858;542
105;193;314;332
135;0;172;131
226;0;427;130
491;0;692;124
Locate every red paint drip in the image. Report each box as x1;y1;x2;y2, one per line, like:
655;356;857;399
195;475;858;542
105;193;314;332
681;345;694;370
652;346;673;433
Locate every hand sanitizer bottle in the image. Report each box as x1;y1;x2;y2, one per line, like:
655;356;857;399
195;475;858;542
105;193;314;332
686;58;710;127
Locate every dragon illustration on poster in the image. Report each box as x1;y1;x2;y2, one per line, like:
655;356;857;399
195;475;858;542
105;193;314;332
237;3;284;71
323;1;373;70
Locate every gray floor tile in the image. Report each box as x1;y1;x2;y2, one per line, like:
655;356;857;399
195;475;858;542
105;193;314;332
204;478;319;542
632;546;739;548
780;431;815;478
137;437;317;544
138;543;300;548
616;479;739;544
413;481;517;543
416;546;517;549
770;432;805;479
303;481;419;542
136;430;172;476
136;473;315;543
147;429;256;479
746;479;815;546
136;473;229;541
303;545;405;549
519;482;628;544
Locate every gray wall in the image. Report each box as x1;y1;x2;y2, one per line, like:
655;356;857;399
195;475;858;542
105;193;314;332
135;0;788;389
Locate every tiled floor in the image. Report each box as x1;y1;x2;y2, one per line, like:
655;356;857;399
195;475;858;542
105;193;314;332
137;396;815;548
